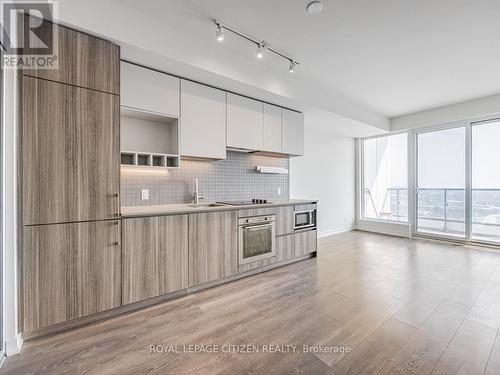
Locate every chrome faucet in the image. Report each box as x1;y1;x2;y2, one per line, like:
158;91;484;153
193;178;204;204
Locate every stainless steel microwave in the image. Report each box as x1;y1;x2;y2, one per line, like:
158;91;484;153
294;209;317;230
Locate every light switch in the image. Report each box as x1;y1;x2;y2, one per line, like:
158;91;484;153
141;189;149;200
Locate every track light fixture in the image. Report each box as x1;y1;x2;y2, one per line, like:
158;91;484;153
214;19;299;73
215;22;224;41
256;42;266;59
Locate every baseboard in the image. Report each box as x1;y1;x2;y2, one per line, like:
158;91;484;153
318;225;354;238
5;333;23;356
356;220;411;238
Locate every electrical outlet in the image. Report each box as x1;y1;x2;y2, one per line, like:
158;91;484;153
141;189;149;200
277;187;281;195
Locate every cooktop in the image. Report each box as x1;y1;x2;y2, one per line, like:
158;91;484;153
217;199;271;206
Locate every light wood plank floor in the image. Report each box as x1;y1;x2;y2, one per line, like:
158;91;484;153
3;230;500;375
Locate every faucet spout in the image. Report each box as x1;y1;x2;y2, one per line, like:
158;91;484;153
193;178;204;204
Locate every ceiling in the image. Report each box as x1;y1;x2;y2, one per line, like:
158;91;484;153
55;0;500;134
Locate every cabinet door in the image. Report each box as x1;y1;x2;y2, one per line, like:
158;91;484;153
275;206;295;236
122;215;188;304
294;230;317;256
180;80;226;159
263;104;282;152
227;93;263;150
23;220;121;333
189;211;238;286
121;62;180;117
22;16;119;94
282;109;304;156
22;76;120;226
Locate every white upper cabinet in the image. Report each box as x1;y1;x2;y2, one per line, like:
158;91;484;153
120;61;180;117
227;93;263;150
282;109;304;156
262;104;282;153
180;80;227;159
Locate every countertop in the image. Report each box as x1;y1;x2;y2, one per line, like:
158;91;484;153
121;199;318;218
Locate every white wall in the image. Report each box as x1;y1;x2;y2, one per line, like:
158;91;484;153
391;93;500;131
290;115;356;237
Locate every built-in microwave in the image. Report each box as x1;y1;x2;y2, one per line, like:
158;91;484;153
294;209;317;230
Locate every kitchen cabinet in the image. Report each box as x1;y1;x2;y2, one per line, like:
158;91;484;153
262;104;282;153
180;80;226;159
226;93;263;150
22;75;120;226
282;109;304;156
275;206;295;236
122;215;189;304
121;61;180;117
294;230;317;257
22;220;121;333
21;16;119;94
189;211;238;286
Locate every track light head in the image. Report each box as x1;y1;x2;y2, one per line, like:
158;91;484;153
289;60;297;73
256;42;266;59
215;22;224;41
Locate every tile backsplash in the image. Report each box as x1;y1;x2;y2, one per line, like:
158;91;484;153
121;151;289;206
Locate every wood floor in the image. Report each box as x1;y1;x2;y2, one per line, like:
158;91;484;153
3;230;500;375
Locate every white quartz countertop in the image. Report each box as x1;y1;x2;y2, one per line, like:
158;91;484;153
121;199;318;218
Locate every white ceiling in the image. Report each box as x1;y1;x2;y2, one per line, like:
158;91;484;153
55;0;500;134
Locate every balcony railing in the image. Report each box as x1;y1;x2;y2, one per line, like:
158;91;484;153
364;187;500;239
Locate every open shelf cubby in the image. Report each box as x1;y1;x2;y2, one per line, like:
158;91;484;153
120;107;180;169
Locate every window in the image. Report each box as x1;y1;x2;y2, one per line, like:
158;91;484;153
471;120;500;243
362;133;408;222
416;127;466;237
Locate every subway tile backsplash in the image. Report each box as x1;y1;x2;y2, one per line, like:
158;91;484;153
121;151;289;206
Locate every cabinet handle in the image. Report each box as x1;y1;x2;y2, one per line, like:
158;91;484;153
113;193;120;198
114;241;120;246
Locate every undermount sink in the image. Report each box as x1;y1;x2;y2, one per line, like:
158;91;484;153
185;203;228;208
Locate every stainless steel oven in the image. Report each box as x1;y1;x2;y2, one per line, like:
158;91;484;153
238;215;276;265
294;209;317;230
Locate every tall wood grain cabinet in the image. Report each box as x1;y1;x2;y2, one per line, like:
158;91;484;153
20;19;121;333
23;221;122;332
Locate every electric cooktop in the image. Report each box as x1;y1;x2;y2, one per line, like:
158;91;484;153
217;199;272;206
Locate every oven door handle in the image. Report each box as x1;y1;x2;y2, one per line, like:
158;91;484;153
243;224;272;231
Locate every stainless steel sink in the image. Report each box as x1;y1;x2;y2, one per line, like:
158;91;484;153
185;203;228;208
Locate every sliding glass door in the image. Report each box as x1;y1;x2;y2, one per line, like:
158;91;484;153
414;120;500;245
416;126;466;238
471;120;500;243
